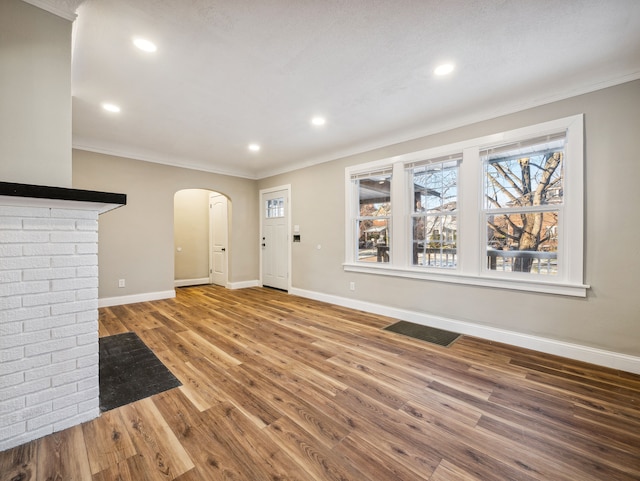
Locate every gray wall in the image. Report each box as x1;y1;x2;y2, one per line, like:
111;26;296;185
72;150;259;300
259;80;640;357
0;0;72;187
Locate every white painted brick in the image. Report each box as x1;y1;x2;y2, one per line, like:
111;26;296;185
23;218;76;230
25;338;77;358
0;397;25;416
50;231;98;244
6;401;51;426
51;254;97;268
51;300;97;316
76;219;98;231
22;243;75;256
54;408;98;433
0;255;50;270
76;399;99;418
0;244;22;257
0;422;26;448
77;331;98;346
1;425;53;452
0;217;22;229
0;205;50;218
0;280;49;296
76;309;98;323
22;291;76;307
76;288;98;301
0;346;23;363
0;231;49;243
77;353;98;369
25;359;76;383
27;403;70;431
23;291;75;308
0;296;22;310
0;270;21;283
0;320;22;336
51;277;98;291
0;305;50;324
0;353;50;377
75;243;98;254
51;208;97;220
22;267;76;281
26;383;76;407
53;386;98;410
78;375;99;393
23;314;74;333
0;330;50;350
0;378;49;402
76;265;98;278
52;320;96;339
0;372;24;392
52;344;95;364
52;365;95;387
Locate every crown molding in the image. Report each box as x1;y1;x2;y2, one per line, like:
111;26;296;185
21;0;81;21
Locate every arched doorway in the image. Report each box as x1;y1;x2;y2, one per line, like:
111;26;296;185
174;189;230;287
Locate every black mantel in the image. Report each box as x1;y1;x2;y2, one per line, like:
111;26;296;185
0;181;126;206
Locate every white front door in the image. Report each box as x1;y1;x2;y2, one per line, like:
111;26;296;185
261;188;289;290
209;193;228;286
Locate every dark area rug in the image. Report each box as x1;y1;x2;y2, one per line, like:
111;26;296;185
384;321;461;347
99;331;181;412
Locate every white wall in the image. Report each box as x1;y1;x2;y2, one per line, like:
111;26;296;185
258;80;640;360
0;0;72;187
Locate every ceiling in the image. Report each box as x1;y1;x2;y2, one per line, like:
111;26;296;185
31;0;640;179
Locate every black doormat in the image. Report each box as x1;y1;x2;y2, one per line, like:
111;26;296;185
383;321;460;347
99;331;181;412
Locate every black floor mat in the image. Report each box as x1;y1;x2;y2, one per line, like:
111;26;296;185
99;331;181;412
384;321;460;347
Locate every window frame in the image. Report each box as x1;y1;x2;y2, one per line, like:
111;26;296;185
344;114;587;297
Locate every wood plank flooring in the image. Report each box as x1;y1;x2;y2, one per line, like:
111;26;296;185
2;285;640;480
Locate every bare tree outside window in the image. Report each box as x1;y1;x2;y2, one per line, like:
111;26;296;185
483;134;565;274
412;159;459;268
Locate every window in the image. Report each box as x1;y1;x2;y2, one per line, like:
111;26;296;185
352;170;392;263
409;157;460;269
266;197;284;218
344;115;586;296
482;134;564;276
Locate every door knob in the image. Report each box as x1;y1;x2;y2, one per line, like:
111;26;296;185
221;248;226;252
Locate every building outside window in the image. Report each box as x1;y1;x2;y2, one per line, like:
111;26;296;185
344;115;586;297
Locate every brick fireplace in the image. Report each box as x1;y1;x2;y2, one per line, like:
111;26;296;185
0;182;125;451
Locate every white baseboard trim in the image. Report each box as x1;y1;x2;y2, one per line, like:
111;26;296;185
174;278;210;288
289;287;640;375
228;280;260;289
98;290;176;308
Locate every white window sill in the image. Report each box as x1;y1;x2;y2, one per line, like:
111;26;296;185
343;263;589;297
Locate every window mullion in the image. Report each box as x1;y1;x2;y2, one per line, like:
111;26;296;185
390;162;406;267
459;146;480;275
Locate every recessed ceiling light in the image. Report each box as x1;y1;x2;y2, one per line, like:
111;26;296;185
101;102;121;113
434;63;455;76
311;116;326;126
133;37;157;53
248;143;261;152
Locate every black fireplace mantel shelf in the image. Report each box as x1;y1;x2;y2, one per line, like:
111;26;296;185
0;181;126;206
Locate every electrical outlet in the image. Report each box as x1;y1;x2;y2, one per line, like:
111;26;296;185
349;281;355;291
118;279;125;288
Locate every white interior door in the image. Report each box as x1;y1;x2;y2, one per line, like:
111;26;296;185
209;193;228;286
261;189;289;290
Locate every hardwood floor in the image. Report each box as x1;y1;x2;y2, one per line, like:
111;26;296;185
2;285;640;480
